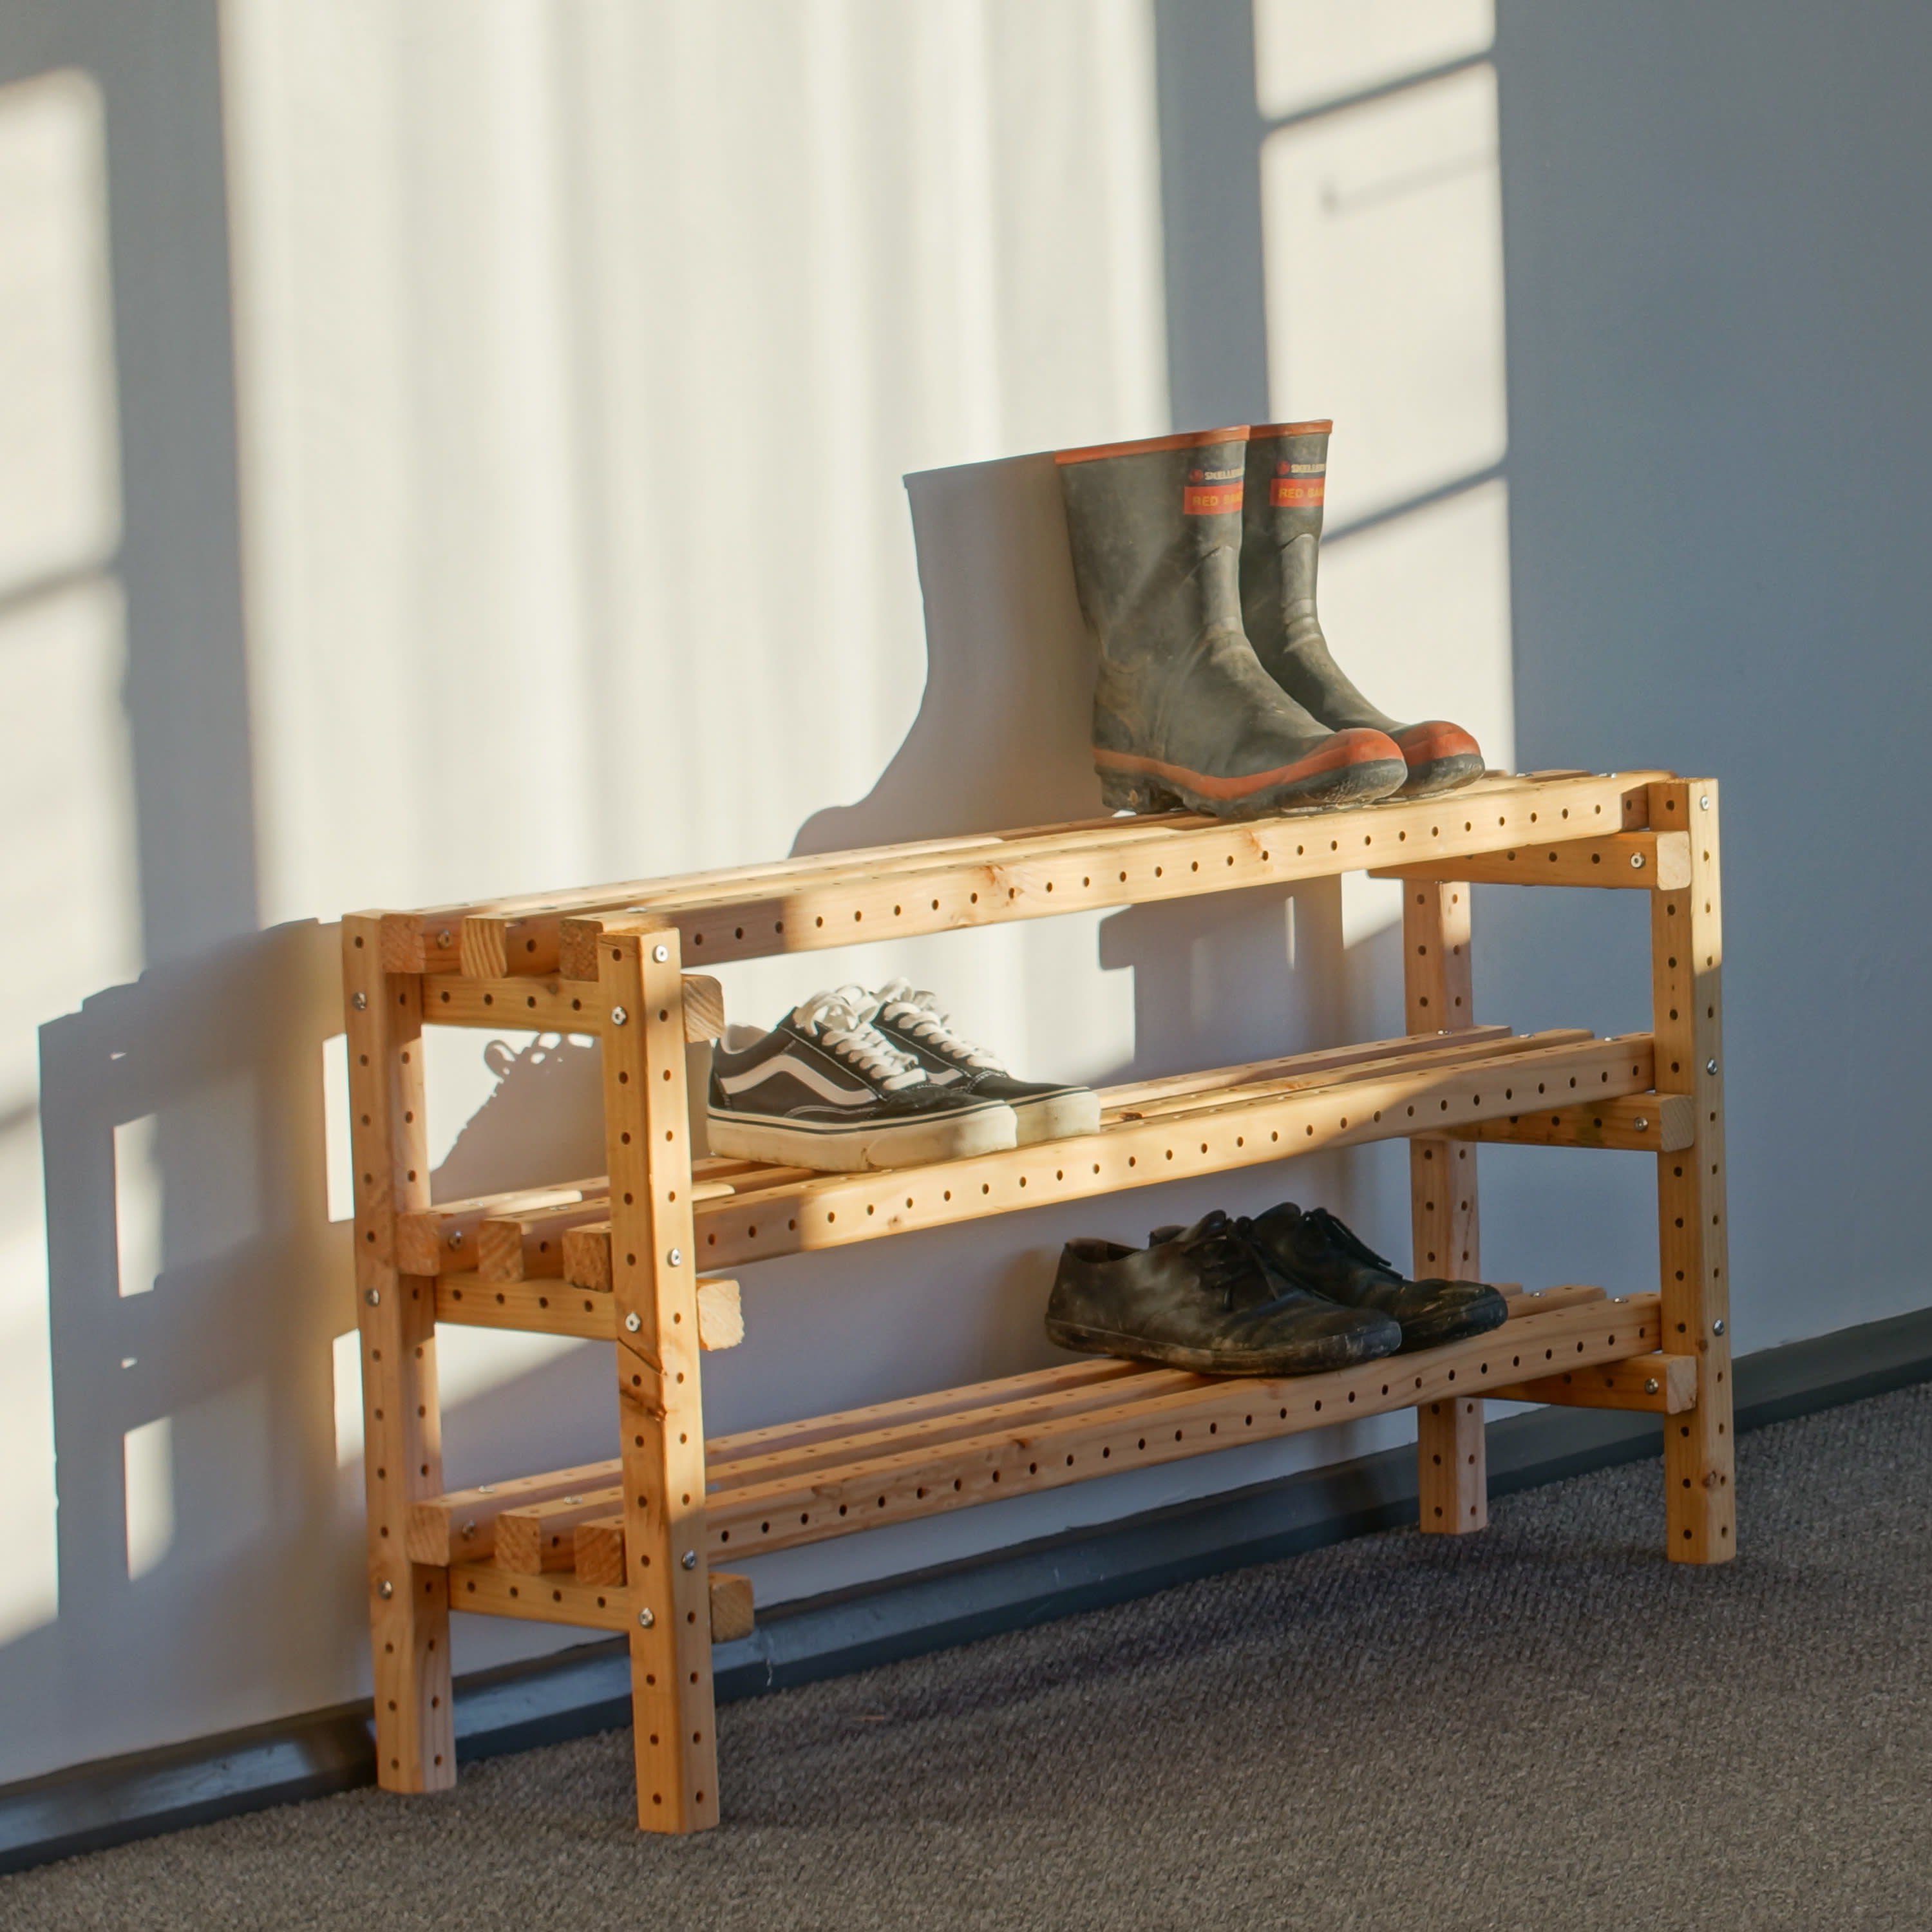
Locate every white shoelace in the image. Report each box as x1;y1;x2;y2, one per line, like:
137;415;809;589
791;987;928;1092
872;979;1007;1072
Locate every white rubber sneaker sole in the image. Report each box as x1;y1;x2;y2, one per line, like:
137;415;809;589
706;1101;1018;1173
1010;1088;1103;1144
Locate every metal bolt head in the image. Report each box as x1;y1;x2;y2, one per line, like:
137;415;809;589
625;1311;641;1332
352;990;367;1010
1712;1318;1726;1337
667;1247;683;1267
1629;852;1645;869
377;1580;394;1600
1643;1377;1660;1396
460;1520;476;1540
564;1495;582;1506
1705;1058;1718;1075
652;943;670;963
476;1484;495;1495
638;1607;655;1629
1528;1289;1544;1299
610;1005;629;1027
681;1550;697;1571
365;1288;380;1306
448;1230;464;1249
437;929;453;948
1634;1116;1650;1131
1700;795;1711;810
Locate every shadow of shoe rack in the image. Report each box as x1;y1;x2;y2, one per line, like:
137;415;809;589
343;769;1732;1834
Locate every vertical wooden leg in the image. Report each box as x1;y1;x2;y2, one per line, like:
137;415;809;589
343;918;455;1791
600;929;719;1832
1649;780;1736;1562
1404;880;1488;1535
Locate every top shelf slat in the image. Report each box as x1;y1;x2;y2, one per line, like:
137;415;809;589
370;771;1669;974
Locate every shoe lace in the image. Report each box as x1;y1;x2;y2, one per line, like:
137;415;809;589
872;979;1007;1072
1301;1206;1394;1273
791;987;927;1092
1177;1211;1294;1311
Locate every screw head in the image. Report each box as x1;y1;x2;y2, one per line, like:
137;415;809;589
1528;1289;1544;1299
667;1247;683;1267
1705;1058;1718;1075
625;1311;641;1332
1634;1116;1650;1131
437;929;453;948
681;1550;697;1571
448;1230;464;1249
477;1484;495;1495
1713;1318;1726;1337
1700;795;1711;810
1629;852;1645;869
1611;1295;1627;1304
652;943;670;963
352;990;367;1010
610;1005;629;1027
377;1580;393;1599
460;1520;476;1539
365;1288;380;1306
638;1607;655;1629
564;1495;582;1506
1643;1377;1660;1396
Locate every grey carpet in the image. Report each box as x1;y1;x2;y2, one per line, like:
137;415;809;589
5;1383;1929;1932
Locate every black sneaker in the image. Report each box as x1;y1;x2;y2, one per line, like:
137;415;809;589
706;987;1017;1172
870;980;1101;1143
1243;1202;1509;1351
1047;1211;1401;1375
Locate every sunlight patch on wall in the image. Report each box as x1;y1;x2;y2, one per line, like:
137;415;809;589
1253;0;1492;121
332;1327;363;1467
124;1415;175;1580
321;1032;353;1222
114;1113;161;1297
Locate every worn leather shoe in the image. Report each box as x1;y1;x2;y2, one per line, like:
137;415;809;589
1046;1209;1401;1376
1244;1202;1508;1351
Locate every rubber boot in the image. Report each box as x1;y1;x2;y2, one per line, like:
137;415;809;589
1057;427;1406;818
1240;421;1486;798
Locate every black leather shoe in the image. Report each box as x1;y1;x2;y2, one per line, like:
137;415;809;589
1046;1210;1401;1376
1242;1202;1508;1352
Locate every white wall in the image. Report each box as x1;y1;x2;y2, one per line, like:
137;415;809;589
2;0;1928;1787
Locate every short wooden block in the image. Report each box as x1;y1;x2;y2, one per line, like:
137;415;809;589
1491;1350;1698;1412
708;1571;755;1643
478;1198;616;1282
1370;829;1690;891
407;1459;627;1566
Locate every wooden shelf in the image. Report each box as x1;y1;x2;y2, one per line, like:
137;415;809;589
343;769;1736;1835
376;770;1662;978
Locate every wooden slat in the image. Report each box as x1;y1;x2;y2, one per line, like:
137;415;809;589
1403;879;1488;1537
691;1030;1656;1270
398;1180;601;1278
496;1484;627;1573
1451;1092;1696;1153
1651;779;1736;1562
1370;829;1690;891
533;774;1662;978
1097;1027;1512;1113
1497;1284;1609;1316
1492;1350;1698;1412
478;1199;615;1282
704;1294;1663;1558
406;1459;629;1566
342;920;455;1794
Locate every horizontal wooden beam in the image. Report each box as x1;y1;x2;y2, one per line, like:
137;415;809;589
433;1273;743;1350
1450;1092;1695;1153
693;1030;1656;1270
449;1560;754;1641
1492;1349;1698;1412
1369;829;1689;891
418;972;724;1038
703;1293;1662;1558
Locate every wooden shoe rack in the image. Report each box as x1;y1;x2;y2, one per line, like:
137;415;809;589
342;769;1732;1833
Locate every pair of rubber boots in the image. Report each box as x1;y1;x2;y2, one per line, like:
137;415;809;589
1046;1202;1508;1378
1057;421;1484;818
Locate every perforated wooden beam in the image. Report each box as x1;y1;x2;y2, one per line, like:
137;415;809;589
1370;829;1689;890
